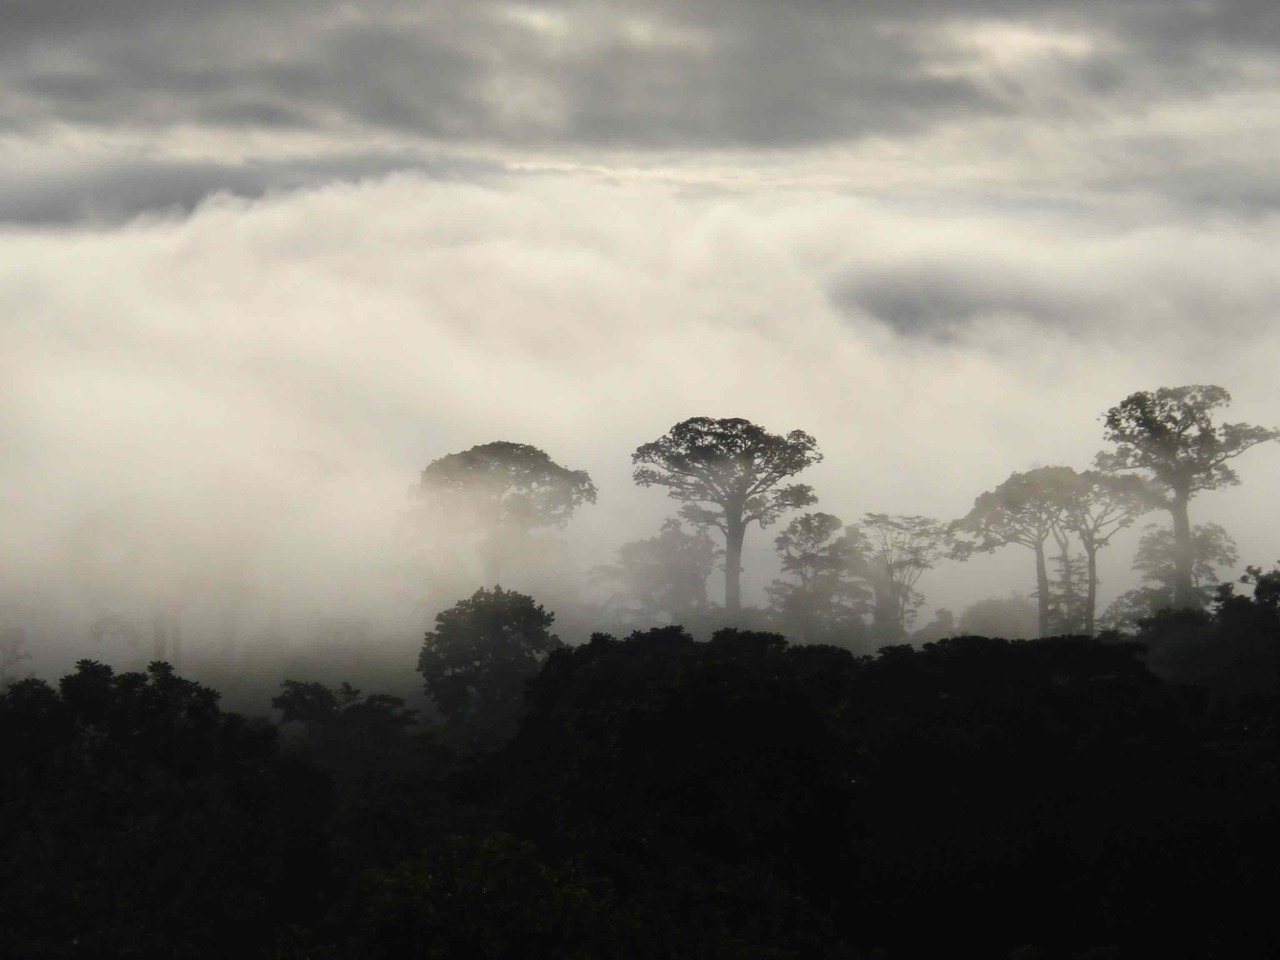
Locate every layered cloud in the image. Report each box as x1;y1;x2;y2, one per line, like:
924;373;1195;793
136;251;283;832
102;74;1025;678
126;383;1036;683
3;1;1278;671
3;173;1278;672
5;0;1280;222
8;0;1276;145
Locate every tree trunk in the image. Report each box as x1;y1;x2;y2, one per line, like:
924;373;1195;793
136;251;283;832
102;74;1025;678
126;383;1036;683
1052;526;1074;633
1084;544;1098;635
1034;541;1050;638
886;583;909;643
871;584;892;642
891;579;910;641
725;517;745;615
1170;488;1195;609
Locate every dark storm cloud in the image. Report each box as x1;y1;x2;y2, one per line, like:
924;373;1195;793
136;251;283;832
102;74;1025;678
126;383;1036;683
0;153;502;225
7;0;1274;149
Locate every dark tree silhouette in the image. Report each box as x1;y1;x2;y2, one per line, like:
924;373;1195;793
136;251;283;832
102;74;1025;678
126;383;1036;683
956;467;1080;637
1203;563;1280;695
336;833;636;960
508;626;863;957
766;512;868;646
845;513;952;642
1060;471;1158;634
1135;560;1280;698
1045;525;1088;634
415;442;597;583
417;587;562;747
0;661;329;956
632;417;821;613
593;518;720;623
1102;522;1239;630
272;679;417;775
1095;385;1277;609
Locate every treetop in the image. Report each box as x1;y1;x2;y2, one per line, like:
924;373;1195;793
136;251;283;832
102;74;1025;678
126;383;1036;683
631;417;821;524
1095;385;1279;493
417;441;597;529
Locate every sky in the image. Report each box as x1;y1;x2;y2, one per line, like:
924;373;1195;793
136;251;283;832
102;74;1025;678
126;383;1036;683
3;0;1279;672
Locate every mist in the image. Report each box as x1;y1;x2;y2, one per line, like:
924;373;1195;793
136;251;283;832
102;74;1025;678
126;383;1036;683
3;171;1278;681
9;3;1280;956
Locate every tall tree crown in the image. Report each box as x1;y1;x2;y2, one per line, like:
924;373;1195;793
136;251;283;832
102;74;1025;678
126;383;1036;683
773;512;850;586
1095;385;1278;495
631;417;822;532
767;512;870;647
417;441;597;532
957;466;1081;552
955;466;1085;636
1063;471;1158;549
846;513;952;640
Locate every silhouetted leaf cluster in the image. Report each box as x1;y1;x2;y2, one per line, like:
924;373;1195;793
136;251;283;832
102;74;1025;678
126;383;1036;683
7;606;1280;959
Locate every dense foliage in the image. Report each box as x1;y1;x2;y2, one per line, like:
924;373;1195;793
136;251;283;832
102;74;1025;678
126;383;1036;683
5;581;1280;958
5;388;1278;957
0;662;331;958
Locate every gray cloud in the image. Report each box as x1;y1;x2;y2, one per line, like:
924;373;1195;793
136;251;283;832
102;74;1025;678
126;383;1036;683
5;0;1278;675
4;174;1280;674
1091;157;1280;217
0;152;501;225
832;263;1090;339
828;206;1280;344
6;0;1274;150
3;0;1279;234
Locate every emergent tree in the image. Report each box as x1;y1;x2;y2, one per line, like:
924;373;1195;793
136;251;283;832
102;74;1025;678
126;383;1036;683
956;467;1080;637
415;442;597;584
1060;471;1158;633
632;418;821;614
1095;386;1277;609
766;512;869;646
844;513;953;643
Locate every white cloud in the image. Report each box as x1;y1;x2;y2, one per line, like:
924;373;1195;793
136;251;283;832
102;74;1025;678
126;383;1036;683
3;171;1278;671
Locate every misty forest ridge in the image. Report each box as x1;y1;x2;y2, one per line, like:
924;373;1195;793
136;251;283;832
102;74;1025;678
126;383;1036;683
6;0;1280;955
4;388;1280;957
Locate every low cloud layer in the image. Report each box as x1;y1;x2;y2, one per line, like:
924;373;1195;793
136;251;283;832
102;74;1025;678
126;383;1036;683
3;173;1278;672
0;152;502;225
4;0;1277;673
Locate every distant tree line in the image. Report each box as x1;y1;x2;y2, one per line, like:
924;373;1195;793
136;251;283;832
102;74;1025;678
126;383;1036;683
409;385;1275;647
4;382;1274;956
49;384;1272;677
5;567;1280;957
